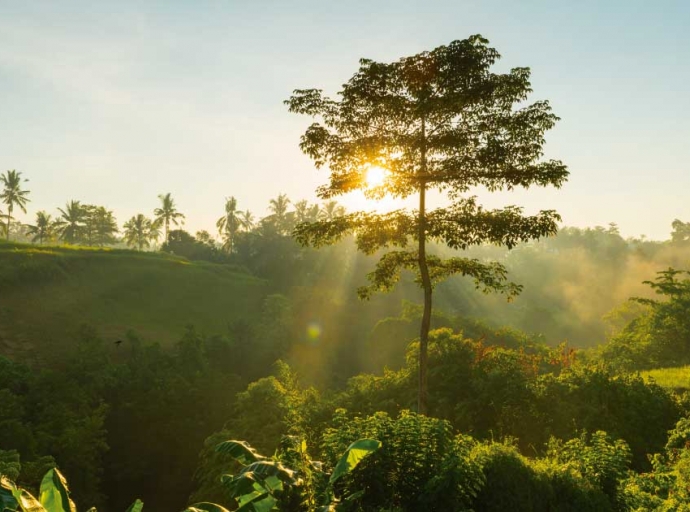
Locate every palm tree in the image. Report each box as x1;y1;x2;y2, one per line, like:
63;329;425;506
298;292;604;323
216;196;242;253
267;193;294;235
294;200;321;223
240;210;255;231
319;200;346;222
154;193;185;244
149;218;163;249
123;214;154;251
26;211;54;244
294;200;309;223
0;170;30;240
56;200;85;244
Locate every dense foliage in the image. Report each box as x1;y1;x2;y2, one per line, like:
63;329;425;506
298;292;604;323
2;216;690;508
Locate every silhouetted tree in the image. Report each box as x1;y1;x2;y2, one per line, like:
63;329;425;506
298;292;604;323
56;200;86;244
162;229;228;262
319;200;346;221
216;197;242;253
266;193;294;235
154;193;185;243
671;219;690;244
26;211;54;244
240;210;255;231
82;205;118;246
0;170;30;241
287;35;568;413
123;214;155;251
195;230;216;247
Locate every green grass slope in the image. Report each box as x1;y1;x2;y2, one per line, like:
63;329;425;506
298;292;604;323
640;366;690;391
0;241;266;363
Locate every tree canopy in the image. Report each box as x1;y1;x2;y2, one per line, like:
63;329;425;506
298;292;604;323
287;34;568;413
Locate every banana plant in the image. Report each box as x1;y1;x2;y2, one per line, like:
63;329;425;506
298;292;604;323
0;468;226;512
2;468;78;512
215;437;381;512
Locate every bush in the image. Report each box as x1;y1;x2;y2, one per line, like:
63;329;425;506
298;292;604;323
321;410;483;512
471;442;552;512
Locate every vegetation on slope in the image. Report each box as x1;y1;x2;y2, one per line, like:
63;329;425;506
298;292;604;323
0;241;265;363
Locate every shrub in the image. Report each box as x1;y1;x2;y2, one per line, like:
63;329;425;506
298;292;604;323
321;409;483;512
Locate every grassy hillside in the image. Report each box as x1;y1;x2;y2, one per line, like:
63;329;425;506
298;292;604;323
0;241;266;363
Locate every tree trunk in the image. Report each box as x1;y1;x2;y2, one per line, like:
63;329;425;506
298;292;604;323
417;117;432;416
6;205;12;241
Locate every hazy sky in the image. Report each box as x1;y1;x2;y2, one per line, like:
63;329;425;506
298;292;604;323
1;0;688;240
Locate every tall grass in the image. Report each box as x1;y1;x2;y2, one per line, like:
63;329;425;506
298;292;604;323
640;366;690;390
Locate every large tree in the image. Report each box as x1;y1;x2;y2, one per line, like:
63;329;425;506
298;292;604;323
287;35;568;413
154;193;185;243
0;170;30;241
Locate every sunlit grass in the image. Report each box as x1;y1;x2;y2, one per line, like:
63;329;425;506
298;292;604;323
640;366;690;389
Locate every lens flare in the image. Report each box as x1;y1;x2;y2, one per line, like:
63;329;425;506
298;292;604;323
306;322;322;344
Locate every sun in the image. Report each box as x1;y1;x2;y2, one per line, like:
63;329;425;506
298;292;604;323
365;165;388;188
339;163;406;213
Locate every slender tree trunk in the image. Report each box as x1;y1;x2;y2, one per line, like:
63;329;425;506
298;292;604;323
6;205;12;241
417;117;432;416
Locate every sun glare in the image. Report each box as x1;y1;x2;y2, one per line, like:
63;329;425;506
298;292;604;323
365;165;388;188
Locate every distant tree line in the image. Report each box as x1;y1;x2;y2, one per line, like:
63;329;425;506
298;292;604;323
0;169;348;254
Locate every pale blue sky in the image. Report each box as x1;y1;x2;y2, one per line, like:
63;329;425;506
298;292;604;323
1;0;688;240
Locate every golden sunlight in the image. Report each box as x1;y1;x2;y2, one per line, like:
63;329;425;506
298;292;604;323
340;190;411;214
365;164;388;188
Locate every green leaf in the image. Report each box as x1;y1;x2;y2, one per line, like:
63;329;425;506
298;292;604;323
215;441;264;465
239;461;295;483
11;487;45;512
225;472;266;498
183;504;230;512
235;494;277;512
39;469;75;512
1;476;19;511
329;439;381;484
124;499;143;512
261;476;283;493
